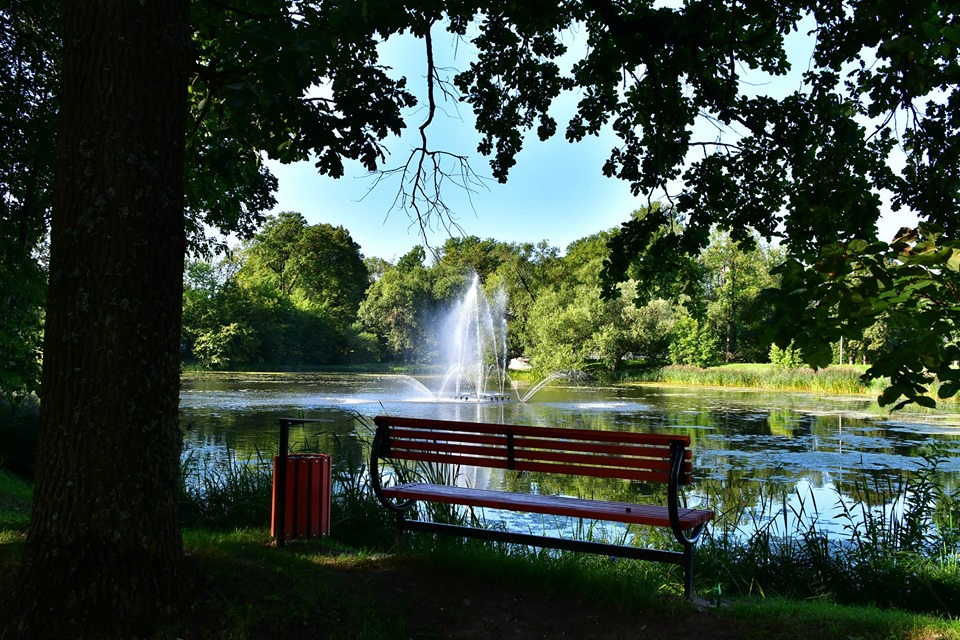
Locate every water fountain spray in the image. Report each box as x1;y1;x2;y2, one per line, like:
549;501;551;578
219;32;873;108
437;273;510;401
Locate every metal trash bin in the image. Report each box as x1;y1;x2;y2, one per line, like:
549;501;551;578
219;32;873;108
271;453;332;539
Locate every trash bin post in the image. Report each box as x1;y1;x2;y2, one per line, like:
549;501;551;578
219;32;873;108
274;418;292;546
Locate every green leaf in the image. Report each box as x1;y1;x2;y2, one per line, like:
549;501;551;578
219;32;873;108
937;382;959;399
947;249;960;272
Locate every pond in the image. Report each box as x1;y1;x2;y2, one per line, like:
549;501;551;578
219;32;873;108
180;371;960;537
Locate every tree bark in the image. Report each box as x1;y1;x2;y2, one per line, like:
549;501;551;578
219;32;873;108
9;1;189;637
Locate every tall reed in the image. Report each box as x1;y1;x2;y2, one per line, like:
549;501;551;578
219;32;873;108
179;448;274;530
636;364;883;395
697;447;960;615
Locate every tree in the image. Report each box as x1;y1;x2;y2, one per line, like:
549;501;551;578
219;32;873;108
12;2;417;635
700;229;782;362
181;214;371;368
762;225;960;409
0;0;58;402
11;2;189;636
357;247;434;361
669;314;721;368
15;1;960;634
525;232;664;372
182;256;268;369
240;212;369;346
488;240;561;359
445;2;959;405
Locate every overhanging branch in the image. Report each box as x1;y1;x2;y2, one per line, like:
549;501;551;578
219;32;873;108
367;20;488;252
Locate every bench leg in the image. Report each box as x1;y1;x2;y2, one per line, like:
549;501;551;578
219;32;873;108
395;512;407;551
683;545;694;599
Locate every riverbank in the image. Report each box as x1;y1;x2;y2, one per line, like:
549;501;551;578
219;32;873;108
623;363;889;396
182;363;886;398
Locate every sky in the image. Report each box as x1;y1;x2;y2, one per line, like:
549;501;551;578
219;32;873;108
264;21;918;264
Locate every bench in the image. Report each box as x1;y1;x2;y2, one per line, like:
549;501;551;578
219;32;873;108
369;415;714;598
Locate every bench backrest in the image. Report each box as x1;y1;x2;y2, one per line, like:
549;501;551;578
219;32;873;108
372;415;693;485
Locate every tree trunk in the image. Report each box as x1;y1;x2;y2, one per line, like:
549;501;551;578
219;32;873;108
9;1;189;637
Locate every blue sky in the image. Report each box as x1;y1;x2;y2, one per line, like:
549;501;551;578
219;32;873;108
266;23;917;263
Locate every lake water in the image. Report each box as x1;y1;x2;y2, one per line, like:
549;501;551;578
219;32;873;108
180;372;960;536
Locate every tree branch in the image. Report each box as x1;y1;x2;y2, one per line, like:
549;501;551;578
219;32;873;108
368;21;488;252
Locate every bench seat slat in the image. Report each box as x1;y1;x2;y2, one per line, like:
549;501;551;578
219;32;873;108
382;483;714;529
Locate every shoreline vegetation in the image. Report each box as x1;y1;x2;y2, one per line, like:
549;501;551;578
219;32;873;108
183;363;908;403
623;363;889;396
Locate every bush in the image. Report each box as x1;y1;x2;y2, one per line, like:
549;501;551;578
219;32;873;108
669;316;721;368
769;341;805;368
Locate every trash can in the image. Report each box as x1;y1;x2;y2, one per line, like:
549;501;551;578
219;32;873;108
271;453;332;539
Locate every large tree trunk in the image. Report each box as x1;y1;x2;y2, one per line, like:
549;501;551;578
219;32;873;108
10;1;189;636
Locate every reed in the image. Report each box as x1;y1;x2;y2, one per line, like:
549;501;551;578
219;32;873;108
175;430;960;615
327;435;396;549
634;363;885;395
697;447;960;615
179;448;274;530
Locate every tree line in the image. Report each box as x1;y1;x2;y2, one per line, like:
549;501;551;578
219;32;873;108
182;209;915;374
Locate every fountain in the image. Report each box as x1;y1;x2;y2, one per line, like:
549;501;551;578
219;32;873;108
394;273;579;403
435;274;510;402
513;370;583;403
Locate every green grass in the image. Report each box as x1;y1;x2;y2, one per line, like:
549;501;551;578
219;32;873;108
0;469;30;545
630;363;888;395
721;597;959;640
2;469;959;639
173;530;960;640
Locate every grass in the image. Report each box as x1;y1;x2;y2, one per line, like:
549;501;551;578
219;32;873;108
2;466;959;638
628;363;889;395
0;470;30;546
170;530;960;639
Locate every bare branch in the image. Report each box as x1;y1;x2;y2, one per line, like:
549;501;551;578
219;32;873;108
367;20;489;253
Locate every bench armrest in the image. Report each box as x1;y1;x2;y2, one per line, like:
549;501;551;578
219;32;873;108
667;440;707;547
370;422;415;513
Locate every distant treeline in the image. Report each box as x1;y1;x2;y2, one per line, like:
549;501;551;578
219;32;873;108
181;209;918;374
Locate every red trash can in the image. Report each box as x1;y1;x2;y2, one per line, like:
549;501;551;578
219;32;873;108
271;453;332;539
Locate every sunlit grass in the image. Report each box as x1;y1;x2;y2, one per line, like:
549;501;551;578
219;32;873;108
632;363;887;395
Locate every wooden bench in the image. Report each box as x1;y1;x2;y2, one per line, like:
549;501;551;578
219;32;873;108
370;415;714;598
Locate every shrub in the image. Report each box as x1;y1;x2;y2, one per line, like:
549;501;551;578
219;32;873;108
769;341;805;368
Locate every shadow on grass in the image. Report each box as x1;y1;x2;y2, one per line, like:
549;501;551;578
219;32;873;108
170;531;733;640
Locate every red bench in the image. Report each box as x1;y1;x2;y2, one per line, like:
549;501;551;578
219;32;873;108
370;415;714;598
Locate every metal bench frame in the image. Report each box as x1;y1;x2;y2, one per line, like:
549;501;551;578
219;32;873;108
370;415;714;598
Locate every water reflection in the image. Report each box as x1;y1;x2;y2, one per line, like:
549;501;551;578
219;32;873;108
179;372;960;534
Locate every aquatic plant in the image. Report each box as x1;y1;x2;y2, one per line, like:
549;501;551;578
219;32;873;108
697;447;960;615
179;448;274;530
636;363;884;395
